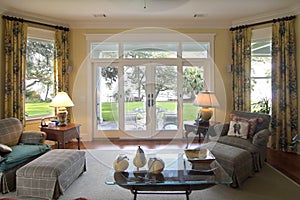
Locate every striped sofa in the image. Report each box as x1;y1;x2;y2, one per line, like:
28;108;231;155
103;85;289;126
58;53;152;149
0;118;51;193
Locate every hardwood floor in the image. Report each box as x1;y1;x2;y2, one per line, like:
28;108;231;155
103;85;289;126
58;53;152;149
61;139;300;185
266;148;300;185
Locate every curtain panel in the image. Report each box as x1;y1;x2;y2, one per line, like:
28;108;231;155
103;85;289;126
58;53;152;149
231;28;252;111
54;30;70;93
54;30;71;122
3;19;28;123
271;19;298;152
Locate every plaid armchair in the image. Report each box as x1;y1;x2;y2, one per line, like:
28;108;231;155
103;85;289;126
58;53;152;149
0;118;51;193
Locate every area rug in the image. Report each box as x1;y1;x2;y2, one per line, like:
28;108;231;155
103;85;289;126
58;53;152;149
1;149;300;200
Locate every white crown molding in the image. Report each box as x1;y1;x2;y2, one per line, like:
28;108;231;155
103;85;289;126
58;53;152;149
231;2;300;27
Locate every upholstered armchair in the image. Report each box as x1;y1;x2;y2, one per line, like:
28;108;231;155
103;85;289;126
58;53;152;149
0;118;51;193
208;110;271;170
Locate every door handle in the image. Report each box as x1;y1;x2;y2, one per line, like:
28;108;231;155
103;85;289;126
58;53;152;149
151;94;154;106
148;94;151;107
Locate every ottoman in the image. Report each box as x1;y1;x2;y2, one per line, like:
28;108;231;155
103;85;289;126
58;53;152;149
201;142;253;187
16;149;86;200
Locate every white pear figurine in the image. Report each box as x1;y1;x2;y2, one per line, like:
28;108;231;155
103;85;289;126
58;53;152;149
113;154;129;172
133;146;147;170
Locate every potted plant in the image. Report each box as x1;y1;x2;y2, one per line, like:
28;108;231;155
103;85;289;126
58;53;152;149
251;97;271;114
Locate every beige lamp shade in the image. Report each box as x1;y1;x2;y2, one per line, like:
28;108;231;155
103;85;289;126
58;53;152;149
49;92;74;108
193;90;219;108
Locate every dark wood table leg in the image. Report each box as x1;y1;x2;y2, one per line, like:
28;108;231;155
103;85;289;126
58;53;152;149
77;137;80;150
77;126;80;150
186;189;192;200
131;189;137;200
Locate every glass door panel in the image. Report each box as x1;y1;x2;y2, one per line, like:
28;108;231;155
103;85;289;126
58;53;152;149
96;66;119;130
124;66;146;131
155;65;178;130
182;66;205;125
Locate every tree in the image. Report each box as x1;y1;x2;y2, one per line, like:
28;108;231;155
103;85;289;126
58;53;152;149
124;66;145;101
26;39;54;101
183;67;204;99
101;66;118;89
155;66;177;98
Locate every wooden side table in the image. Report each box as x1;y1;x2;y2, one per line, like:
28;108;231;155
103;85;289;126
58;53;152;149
184;122;210;148
41;123;81;150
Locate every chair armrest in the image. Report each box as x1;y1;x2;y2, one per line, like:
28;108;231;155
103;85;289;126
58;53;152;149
20;131;47;144
252;129;270;147
207;123;229;137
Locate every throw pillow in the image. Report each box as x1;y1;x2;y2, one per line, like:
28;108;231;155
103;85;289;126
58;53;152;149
0;144;12;153
230;114;259;139
227;120;249;139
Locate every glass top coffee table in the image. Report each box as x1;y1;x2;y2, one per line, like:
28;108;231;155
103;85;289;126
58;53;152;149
105;150;232;200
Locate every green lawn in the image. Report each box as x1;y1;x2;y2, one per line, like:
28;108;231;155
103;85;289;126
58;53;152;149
102;101;197;121
26;101;198;121
25;102;53;117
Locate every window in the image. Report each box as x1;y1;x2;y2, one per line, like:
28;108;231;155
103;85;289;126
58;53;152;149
251;27;272;114
88;33;215;139
25;27;55;119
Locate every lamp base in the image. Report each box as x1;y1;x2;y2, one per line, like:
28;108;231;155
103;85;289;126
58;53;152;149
57;111;68;127
199;107;213;121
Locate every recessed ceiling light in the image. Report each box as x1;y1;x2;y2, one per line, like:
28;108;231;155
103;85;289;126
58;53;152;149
93;14;107;18
193;14;206;18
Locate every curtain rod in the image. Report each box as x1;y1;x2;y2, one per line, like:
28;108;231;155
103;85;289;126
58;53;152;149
230;15;295;31
2;15;69;31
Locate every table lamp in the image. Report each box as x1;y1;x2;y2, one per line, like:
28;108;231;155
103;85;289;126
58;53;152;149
49;91;74;126
193;90;219;123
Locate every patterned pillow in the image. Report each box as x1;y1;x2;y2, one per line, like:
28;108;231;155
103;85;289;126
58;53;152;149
0;144;12;153
230;114;259;139
227;120;249;139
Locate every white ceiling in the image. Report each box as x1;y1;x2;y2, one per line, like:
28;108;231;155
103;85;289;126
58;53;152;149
0;0;300;29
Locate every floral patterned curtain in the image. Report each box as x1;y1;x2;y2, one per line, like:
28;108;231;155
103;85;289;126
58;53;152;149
3;18;28;123
271;18;298;152
54;29;70;93
54;29;71;122
231;27;252;111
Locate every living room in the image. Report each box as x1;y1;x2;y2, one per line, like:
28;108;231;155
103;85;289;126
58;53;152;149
0;0;300;200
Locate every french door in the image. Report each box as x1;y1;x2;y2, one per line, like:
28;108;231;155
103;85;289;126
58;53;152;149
93;61;183;139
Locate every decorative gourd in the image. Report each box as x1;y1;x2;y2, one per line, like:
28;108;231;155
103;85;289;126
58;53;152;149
133;146;147;170
148;157;165;174
113;154;129;172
